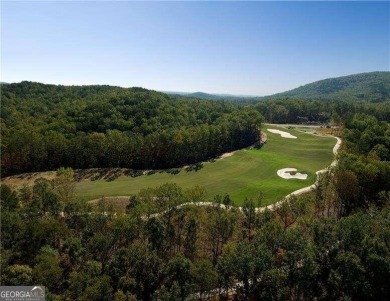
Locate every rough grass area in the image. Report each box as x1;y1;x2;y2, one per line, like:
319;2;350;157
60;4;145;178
72;126;336;206
89;196;130;214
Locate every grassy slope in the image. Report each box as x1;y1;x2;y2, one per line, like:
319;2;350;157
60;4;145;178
74;126;336;206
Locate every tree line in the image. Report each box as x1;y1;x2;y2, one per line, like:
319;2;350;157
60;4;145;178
315;113;390;217
253;98;390;124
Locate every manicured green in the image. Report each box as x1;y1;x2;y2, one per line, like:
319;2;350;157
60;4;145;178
74;127;336;206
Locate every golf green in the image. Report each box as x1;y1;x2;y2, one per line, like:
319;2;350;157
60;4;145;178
74;126;337;206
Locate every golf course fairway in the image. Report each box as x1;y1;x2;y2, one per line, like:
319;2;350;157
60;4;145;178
74;126;337;206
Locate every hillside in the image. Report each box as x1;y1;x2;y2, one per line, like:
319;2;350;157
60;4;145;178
1;81;262;176
165;91;226;100
167;72;390;103
166;91;261;103
188;92;224;100
265;71;390;102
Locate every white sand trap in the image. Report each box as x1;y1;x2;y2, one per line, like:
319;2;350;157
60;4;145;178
267;129;297;139
277;168;308;180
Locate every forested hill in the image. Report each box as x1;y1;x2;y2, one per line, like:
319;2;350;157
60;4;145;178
1;81;262;176
166;91;261;103
166;72;390;103
265;71;390;102
170;92;224;100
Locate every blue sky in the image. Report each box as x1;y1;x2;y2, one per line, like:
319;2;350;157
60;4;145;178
2;1;389;95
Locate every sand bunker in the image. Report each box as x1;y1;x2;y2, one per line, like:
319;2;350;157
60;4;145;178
277;168;308;180
267;129;297;139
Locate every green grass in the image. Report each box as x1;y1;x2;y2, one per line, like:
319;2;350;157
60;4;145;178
74;127;336;206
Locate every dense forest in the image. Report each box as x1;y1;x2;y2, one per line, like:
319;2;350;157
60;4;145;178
264;72;390;102
253;98;390;124
1;111;389;300
3;74;389;177
249;73;390;124
167;92;261;103
173;72;390;105
168;73;390;124
1;82;262;176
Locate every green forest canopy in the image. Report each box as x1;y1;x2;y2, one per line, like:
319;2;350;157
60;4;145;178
2;74;390;176
1;81;262;176
263;71;390;102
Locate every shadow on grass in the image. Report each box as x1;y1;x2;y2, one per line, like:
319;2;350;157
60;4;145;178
185;163;204;172
74;168;147;182
165;168;181;175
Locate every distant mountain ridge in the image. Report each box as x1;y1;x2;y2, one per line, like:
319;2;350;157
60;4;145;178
4;71;389;103
165;71;390;103
165;91;223;100
265;71;390;102
165;91;260;102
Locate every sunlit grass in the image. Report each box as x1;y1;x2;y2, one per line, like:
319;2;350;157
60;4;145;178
74;126;336;206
